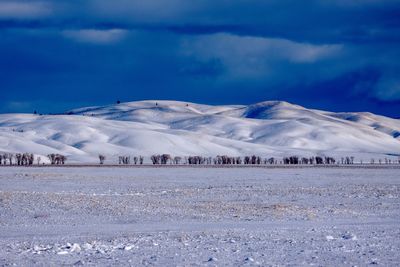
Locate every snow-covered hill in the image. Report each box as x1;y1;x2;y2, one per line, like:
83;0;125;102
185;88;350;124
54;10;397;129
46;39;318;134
0;100;399;163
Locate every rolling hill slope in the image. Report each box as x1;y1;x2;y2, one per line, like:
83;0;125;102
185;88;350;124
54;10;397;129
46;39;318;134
0;100;399;163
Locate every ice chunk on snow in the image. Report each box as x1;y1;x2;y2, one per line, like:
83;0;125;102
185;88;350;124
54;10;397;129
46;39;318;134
342;232;357;240
70;243;81;253
326;235;335;241
124;245;134;251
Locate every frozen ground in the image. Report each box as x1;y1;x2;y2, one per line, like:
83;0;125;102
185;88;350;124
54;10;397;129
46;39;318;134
0;167;399;266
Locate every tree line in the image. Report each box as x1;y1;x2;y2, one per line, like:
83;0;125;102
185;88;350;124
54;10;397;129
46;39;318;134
0;153;67;165
0;152;399;166
124;154;400;166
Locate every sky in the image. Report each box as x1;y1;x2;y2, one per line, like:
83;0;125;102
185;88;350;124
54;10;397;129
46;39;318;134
0;0;399;117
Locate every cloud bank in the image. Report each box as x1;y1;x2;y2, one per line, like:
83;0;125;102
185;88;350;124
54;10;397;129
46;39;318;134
0;1;52;19
0;0;399;116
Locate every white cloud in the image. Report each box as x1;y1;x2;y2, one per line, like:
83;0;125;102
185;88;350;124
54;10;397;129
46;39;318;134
181;33;342;80
62;29;128;44
0;1;52;18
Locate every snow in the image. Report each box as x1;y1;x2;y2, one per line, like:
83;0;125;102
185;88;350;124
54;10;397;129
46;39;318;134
0;100;399;163
0;166;399;265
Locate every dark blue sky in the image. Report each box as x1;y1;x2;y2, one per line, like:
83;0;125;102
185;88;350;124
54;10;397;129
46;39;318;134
0;0;399;117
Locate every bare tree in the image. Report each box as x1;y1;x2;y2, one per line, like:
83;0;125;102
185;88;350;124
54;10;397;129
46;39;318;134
236;157;242;164
8;153;14;165
48;154;56;165
161;154;172;164
118;156;130;165
47;154;67;165
315;156;323;165
151;155;161;164
16;153;22;165
173;156;182;165
2;154;7;165
59;155;66;165
99;154;106;165
324;157;335;165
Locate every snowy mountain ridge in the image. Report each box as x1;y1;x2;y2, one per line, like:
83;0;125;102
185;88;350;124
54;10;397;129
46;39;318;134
0;100;399;163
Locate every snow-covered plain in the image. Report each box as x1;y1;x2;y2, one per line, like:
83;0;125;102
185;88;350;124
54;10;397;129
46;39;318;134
0;100;399;163
0;167;399;266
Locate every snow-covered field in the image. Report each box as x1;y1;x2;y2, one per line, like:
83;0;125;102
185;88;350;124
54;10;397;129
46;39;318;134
0;100;399;163
0;166;399;266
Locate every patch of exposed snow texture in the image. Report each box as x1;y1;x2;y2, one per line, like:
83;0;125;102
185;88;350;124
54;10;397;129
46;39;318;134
0;167;399;265
0;100;399;162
